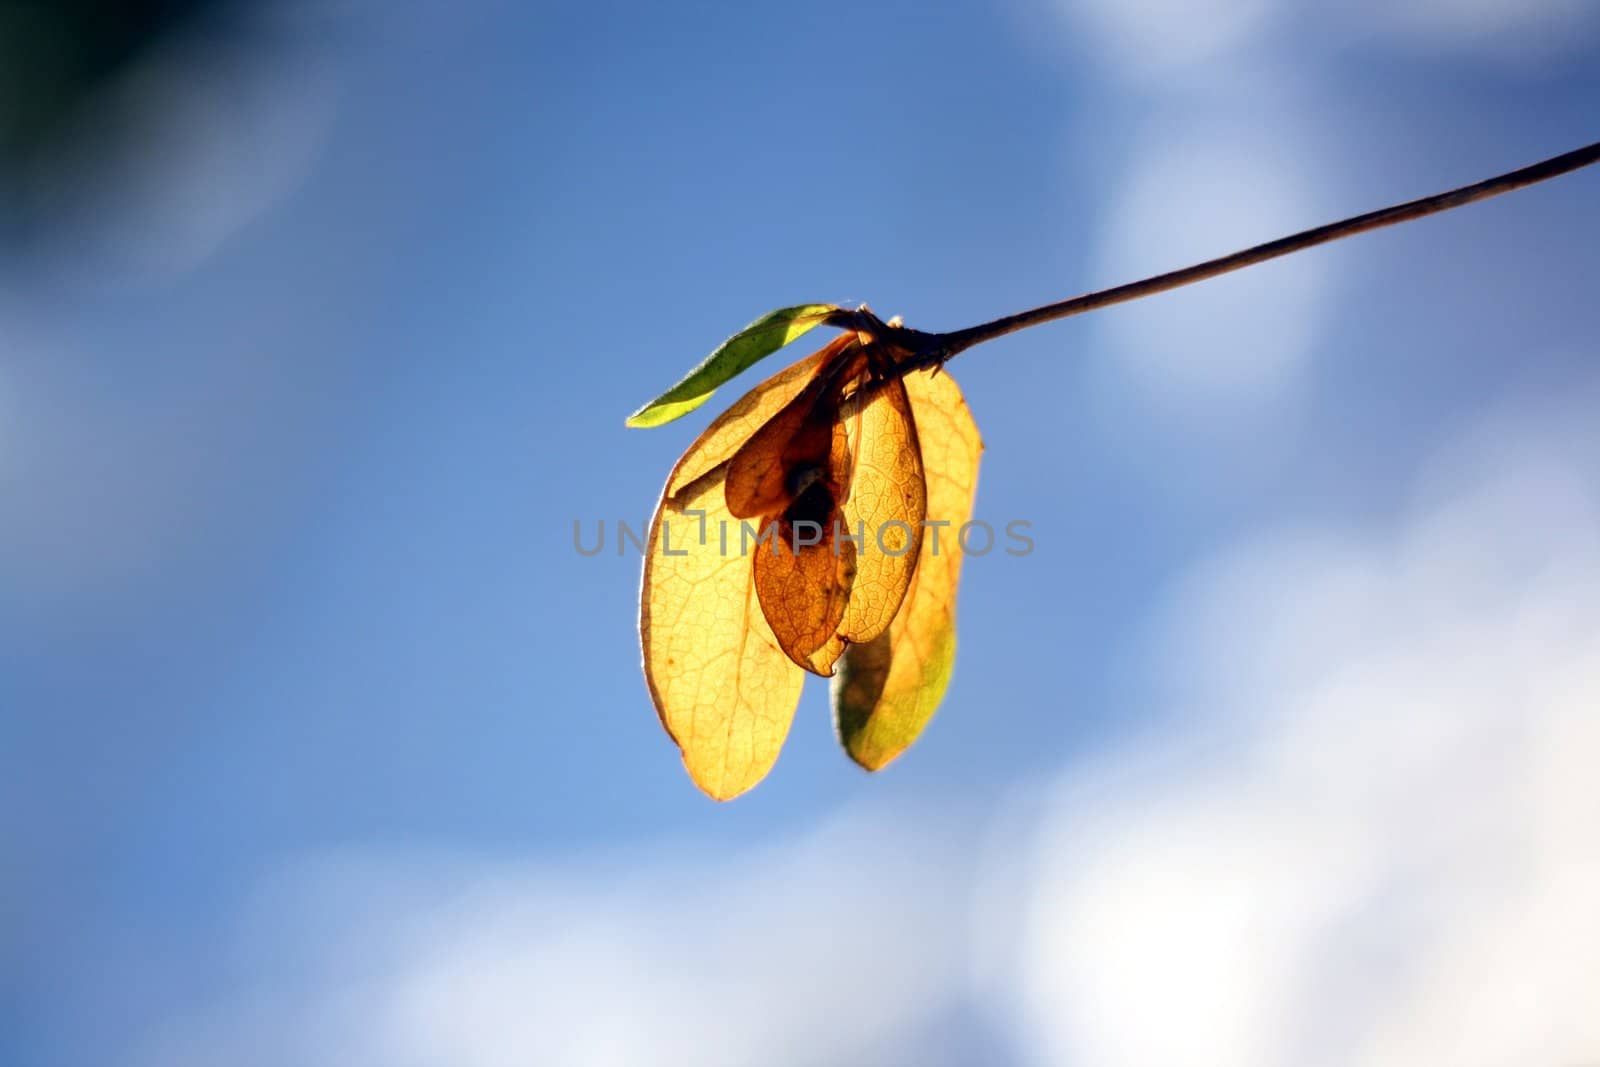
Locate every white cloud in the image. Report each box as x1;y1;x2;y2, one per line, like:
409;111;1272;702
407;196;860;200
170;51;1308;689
1008;386;1600;1066
135;811;977;1067
1050;0;1286;85
118;385;1600;1067
1087;109;1333;428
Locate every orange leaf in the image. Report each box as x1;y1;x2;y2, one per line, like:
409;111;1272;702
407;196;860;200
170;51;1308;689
723;335;862;520
665;347;833;499
831;373;926;645
642;322;982;796
751;521;856;671
794;370;928;678
832;365;983;770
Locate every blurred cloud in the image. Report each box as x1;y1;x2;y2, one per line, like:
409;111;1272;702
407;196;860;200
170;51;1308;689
1086;106;1333;431
1010;377;1600;1066
112;378;1600;1066
1049;0;1284;84
1044;0;1595;450
133;811;978;1067
1047;0;1599;83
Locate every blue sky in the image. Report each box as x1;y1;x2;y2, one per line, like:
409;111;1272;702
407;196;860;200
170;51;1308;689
3;1;1599;1064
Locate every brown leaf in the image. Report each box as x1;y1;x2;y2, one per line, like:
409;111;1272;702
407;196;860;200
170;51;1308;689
751;520;856;671
723;335;862;520
830;372;926;646
792;369;928;678
665;346;833;499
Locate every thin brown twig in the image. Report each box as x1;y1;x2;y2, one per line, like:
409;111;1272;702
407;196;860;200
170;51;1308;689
887;138;1600;371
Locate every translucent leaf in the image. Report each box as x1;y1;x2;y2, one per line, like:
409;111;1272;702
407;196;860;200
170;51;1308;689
639;352;829;800
626;304;839;428
832;366;982;771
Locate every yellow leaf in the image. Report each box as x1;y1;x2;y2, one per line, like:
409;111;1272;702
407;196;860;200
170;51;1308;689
831;365;983;771
831;373;927;646
640;352;832;800
726;344;927;678
795;371;928;678
643;326;982;796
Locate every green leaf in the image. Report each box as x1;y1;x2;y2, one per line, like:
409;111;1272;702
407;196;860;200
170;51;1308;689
626;304;840;428
833;623;957;771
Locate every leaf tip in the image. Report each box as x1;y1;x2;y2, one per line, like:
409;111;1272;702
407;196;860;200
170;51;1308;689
625;394;712;429
625;303;842;431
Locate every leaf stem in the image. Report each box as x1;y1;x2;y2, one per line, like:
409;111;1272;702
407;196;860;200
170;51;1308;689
902;138;1600;370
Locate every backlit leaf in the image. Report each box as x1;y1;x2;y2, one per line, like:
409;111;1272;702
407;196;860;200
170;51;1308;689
830;373;926;646
724;335;860;520
640;352;832;800
666;348;831;497
796;371;927;678
626;304;840;428
831;366;982;771
751;523;855;672
744;378;859;673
